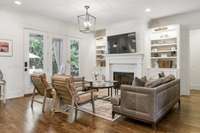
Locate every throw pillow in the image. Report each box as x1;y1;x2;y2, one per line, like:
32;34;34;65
145;78;163;88
158;72;165;78
132;76;147;87
162;74;175;84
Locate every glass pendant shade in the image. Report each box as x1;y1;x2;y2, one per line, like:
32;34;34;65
78;6;96;33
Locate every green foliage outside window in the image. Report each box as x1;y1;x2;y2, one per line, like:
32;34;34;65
29;34;43;69
70;40;79;76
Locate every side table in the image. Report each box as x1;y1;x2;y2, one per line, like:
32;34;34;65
0;80;6;104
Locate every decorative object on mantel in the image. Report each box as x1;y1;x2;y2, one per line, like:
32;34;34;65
92;67;105;81
78;5;96;33
0;39;13;57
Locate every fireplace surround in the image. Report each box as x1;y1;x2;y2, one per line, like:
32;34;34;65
105;53;144;81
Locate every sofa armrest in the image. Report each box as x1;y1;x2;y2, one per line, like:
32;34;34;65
154;79;180;94
111;96;121;106
120;85;156;116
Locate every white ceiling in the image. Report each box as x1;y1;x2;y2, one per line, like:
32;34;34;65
1;0;200;26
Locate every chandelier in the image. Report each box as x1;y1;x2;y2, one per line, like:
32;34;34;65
78;6;96;33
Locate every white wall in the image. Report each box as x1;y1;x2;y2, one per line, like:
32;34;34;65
106;20;148;53
0;9;95;99
190;29;200;90
149;10;200;95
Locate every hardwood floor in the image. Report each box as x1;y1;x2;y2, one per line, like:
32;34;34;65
0;91;200;133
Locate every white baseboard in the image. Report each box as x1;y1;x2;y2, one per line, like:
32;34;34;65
191;84;200;90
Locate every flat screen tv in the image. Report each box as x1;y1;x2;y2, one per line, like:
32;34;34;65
107;32;136;54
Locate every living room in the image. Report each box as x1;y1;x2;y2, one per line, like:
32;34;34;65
0;0;200;133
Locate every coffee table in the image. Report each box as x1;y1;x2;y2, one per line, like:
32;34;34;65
86;80;119;100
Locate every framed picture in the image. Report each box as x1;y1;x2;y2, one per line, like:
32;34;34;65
0;39;13;57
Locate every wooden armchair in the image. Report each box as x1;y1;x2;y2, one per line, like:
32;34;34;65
31;73;55;112
52;74;96;119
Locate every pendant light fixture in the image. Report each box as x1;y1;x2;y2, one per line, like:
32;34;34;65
78;6;96;33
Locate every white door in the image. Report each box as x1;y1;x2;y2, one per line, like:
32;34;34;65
23;29;47;94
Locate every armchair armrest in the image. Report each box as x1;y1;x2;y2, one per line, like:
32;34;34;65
111;96;121;106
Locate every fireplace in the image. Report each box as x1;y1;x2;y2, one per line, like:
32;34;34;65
105;53;144;82
113;72;134;85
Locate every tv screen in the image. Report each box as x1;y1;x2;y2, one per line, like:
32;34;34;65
107;32;136;54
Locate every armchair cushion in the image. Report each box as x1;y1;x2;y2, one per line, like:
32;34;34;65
111;96;121;106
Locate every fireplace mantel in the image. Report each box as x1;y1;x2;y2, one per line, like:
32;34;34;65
105;53;144;80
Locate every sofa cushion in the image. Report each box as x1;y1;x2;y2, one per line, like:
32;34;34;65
145;78;163;88
162;74;175;84
111;96;121;106
132;76;147;87
158;72;165;78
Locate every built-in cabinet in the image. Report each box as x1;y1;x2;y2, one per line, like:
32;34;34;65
147;25;180;79
95;29;107;68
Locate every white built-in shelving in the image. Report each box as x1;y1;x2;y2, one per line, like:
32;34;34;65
95;29;107;68
148;24;180;78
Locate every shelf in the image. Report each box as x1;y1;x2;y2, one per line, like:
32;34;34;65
96;44;106;47
151;43;176;47
96;59;105;61
151;50;177;53
151;57;177;59
96;49;105;51
148;68;178;70
151;37;177;41
96;54;106;56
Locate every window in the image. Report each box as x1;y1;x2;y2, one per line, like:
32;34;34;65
52;38;63;75
29;34;44;73
70;40;79;76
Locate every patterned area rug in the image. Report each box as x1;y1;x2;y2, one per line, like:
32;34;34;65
80;99;120;121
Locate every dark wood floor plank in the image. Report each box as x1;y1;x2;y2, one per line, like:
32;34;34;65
1;91;200;133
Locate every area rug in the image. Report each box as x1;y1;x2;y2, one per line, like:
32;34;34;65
80;99;120;121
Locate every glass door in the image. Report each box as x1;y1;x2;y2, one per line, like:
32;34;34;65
24;29;47;94
29;34;44;73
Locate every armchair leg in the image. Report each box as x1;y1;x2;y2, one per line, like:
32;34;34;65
31;88;36;108
92;99;95;113
112;111;115;119
53;94;58;114
178;99;181;109
42;95;47;113
75;107;78;120
91;91;95;113
152;122;157;130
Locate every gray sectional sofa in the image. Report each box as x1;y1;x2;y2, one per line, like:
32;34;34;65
111;78;180;127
